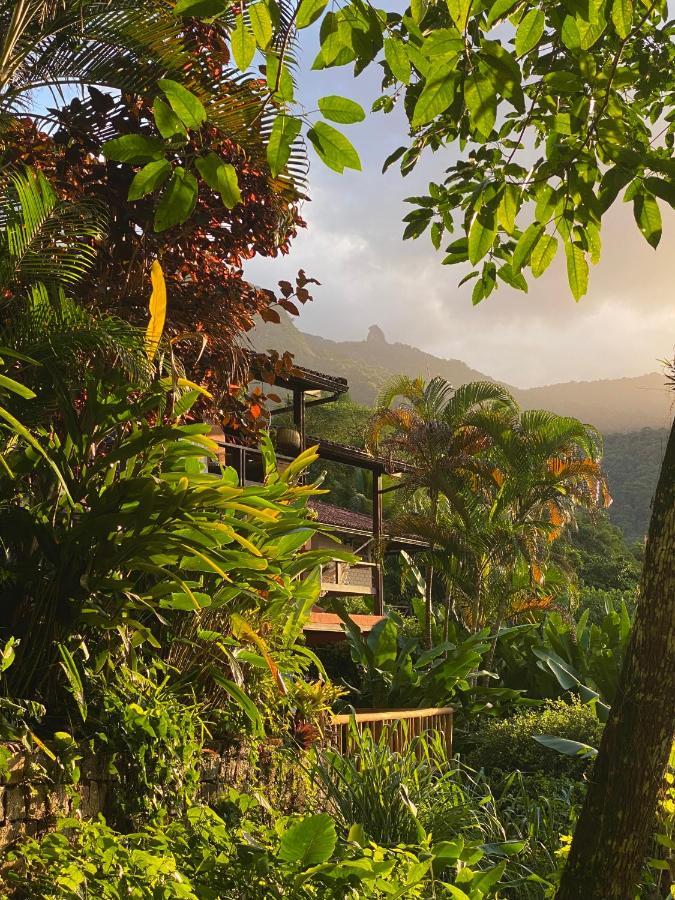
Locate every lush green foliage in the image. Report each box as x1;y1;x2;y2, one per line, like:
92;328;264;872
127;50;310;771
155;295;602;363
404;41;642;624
494;599;632;706
2;795;464;899
86;665;205;829
461;700;605;778
160;0;675;304
560;510;643;592
311;725;584;897
337;614;491;708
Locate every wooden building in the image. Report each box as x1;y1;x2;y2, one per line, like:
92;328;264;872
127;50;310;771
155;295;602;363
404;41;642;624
213;365;423;642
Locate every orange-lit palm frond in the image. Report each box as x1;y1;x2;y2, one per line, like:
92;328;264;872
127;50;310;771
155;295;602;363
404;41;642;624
508;594;555;617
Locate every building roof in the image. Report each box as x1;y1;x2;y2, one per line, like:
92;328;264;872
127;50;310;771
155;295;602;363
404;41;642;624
309;499;427;548
273;366;348;395
310;499;374;533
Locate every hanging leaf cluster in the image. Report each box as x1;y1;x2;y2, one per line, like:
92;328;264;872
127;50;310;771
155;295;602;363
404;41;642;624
317;0;673;302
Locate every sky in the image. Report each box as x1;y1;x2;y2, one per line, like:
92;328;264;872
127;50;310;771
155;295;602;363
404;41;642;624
244;27;675;390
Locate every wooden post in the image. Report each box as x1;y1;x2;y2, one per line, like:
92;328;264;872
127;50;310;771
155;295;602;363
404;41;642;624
373;469;384;615
292;387;305;450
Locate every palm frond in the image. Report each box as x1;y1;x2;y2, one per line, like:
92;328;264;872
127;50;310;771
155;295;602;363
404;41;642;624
0;166;106;293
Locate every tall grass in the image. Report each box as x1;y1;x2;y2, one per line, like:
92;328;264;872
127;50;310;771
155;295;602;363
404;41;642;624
308;721;584;897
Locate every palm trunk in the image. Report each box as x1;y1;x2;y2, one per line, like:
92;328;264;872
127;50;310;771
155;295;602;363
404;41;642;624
424;563;434;649
424;490;440;649
442;587;453;646
557;414;675;900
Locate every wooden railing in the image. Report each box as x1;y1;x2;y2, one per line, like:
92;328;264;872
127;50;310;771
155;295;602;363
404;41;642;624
329;707;453;757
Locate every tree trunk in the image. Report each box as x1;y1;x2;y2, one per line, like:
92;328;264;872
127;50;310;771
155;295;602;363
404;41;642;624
557;414;675;900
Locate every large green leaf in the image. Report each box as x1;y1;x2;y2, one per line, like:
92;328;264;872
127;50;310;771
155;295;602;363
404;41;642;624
413;69;458;127
468;208;496;264
611;0;633;37
158;79;207;130
267;115;302;177
530;233;558;277
195;153;241;208
210;672;264;737
154;167;198;231
128;159;171;201
515;9;545;57
643;176;675;209
497;183;519;234
296;0;329;29
231;15;256;70
384;37;411;84
307;122;361;173
577;5;607;50
565;241;589;300
512;223;544;273
153;97;186;139
278;814;337;865
633;192;662;248
446;0;472;32
0;373;35;400
102;135;165;164
367;617;398;670
249;2;273;48
487;0;519;27
464;70;496;138
318;95;365;124
533;734;598;759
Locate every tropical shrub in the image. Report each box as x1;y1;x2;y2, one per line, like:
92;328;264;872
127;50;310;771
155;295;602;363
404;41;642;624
494;601;632;708
419;767;585;897
0;337;351;733
1;792;506;899
311;725;450;846
310;724;579;897
461;700;604;778
337;614;490;709
85;664;205;830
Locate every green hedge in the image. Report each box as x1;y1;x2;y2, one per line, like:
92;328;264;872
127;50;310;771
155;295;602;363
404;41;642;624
460;700;604;778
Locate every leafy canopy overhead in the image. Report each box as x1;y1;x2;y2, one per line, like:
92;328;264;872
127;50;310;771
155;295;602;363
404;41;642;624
176;0;673;303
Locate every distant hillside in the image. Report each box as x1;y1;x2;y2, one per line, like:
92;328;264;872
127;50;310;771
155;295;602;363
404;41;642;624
252;314;671;539
251;315;673;434
602;428;669;541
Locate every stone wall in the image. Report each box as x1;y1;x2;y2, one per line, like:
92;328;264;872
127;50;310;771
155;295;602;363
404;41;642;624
0;739;308;849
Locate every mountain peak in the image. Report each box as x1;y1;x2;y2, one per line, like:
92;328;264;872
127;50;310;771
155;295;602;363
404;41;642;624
367;324;386;344
251;313;672;433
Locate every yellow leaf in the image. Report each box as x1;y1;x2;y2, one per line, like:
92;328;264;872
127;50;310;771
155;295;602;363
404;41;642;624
231;613;287;695
146;259;167;360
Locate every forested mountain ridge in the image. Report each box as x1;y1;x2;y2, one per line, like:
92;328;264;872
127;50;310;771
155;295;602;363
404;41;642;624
602;428;670;541
251;314;673;434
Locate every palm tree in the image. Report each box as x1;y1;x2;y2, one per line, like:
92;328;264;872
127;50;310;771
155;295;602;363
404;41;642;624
385;395;609;660
366;376;516;646
455;408;609;670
